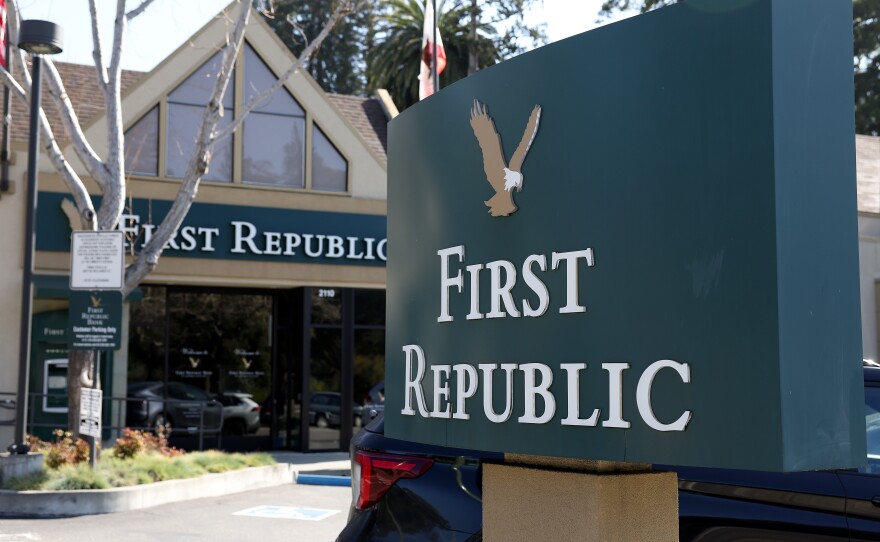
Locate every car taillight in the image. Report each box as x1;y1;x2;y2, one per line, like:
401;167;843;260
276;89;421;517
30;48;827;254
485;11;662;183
353;450;433;509
251;406;260;412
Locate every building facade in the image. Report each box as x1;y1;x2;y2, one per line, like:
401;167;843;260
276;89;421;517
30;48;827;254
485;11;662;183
0;6;393;452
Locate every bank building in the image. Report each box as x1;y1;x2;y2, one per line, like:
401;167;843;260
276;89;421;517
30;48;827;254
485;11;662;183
0;5;391;453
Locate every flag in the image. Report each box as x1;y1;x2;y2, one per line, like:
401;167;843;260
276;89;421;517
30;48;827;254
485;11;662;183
419;0;446;100
0;0;7;68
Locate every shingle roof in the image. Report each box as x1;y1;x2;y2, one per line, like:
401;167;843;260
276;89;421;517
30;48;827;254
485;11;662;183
10;61;143;146
9;61;389;165
327;93;388;163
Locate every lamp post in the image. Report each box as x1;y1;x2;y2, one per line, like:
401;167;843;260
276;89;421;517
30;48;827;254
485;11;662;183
9;20;63;454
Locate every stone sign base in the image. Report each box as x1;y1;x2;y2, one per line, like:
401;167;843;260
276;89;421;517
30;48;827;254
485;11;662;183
0;452;44;486
483;457;678;542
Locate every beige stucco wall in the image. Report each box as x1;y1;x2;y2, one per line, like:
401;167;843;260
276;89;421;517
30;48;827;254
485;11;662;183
0;146;38;445
859;215;880;363
858;135;880;363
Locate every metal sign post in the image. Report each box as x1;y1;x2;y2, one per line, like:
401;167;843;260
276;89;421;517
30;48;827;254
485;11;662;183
69;230;124;466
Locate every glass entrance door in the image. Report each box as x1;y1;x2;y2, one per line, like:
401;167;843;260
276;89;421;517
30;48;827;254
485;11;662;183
308;288;343;451
304;287;385;452
166;289;272;450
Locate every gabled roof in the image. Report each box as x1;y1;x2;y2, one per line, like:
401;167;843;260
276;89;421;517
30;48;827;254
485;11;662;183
10;58;389;163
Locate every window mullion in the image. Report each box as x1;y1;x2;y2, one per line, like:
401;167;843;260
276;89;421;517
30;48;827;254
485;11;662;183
305;113;313;190
233;49;245;184
158;99;168;178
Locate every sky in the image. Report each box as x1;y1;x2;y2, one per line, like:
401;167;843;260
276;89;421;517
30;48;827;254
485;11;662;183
15;0;633;72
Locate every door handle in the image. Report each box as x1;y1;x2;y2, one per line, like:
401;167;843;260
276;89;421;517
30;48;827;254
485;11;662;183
871;496;880;507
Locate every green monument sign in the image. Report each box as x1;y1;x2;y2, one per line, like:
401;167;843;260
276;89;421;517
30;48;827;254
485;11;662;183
385;0;866;471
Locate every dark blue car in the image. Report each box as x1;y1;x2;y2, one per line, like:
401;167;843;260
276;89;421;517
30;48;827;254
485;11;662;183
338;366;880;541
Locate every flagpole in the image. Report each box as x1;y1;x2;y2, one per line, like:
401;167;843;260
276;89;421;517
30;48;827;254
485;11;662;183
432;0;439;93
0;1;9;198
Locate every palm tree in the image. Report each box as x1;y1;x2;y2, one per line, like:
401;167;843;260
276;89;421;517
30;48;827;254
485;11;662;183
367;0;498;110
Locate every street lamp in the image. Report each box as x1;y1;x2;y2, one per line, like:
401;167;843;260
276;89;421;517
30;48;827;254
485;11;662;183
9;20;63;455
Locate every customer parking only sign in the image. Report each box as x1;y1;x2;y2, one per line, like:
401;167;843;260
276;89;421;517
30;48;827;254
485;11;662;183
385;0;866;472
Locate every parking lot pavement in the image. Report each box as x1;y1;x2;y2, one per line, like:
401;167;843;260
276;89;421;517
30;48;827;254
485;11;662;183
0;482;352;542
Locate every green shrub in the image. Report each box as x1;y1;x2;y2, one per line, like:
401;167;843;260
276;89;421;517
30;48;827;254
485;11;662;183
0;470;49;491
44;465;110;490
112;428;145;459
100;459;154;486
28;430;91;469
112;428;183;459
135;454;205;482
1;447;276;490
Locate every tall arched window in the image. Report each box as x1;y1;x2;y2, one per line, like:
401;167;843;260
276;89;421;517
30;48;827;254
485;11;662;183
312;123;348;192
122;41;349;194
166;52;234;182
123;106;158;176
242;45;306;188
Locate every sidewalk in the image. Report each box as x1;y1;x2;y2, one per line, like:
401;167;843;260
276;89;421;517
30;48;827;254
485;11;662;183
269;451;351;477
0;451;352;518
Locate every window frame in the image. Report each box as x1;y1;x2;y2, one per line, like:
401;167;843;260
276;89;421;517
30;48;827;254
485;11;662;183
310;121;350;193
122;41;352;196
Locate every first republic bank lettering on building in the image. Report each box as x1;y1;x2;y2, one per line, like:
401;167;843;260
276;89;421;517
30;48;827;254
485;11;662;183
385;0;867;473
36;192;387;266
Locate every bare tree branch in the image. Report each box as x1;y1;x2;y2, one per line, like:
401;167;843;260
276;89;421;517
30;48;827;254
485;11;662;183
108;0;127;88
92;0;129;231
0;65;96;229
43;59;111;191
215;0;364;142
123;0;251;294
88;0;110;93
125;0;158;21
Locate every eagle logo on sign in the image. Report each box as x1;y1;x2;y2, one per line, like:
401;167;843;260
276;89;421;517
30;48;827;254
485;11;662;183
469;100;542;217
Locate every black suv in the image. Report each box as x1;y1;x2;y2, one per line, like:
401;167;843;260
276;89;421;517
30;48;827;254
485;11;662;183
337;366;880;541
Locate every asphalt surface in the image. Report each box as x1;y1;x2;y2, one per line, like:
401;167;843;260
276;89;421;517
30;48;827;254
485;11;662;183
0;481;352;542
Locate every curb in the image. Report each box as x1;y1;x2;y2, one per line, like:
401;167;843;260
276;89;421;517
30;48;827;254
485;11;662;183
296;473;352;487
0;463;294;518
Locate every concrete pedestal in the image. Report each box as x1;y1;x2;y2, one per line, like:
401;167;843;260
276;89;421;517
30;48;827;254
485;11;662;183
0;452;43;486
483;458;678;542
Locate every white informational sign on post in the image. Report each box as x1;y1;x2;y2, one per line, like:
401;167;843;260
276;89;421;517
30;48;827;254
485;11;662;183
70;231;125;291
79;387;102;438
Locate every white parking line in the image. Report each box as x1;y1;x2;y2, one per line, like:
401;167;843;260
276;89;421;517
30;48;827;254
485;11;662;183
233;505;340;521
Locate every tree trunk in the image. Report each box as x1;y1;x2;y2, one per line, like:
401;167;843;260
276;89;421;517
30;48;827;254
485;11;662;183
66;349;97;439
468;0;478;75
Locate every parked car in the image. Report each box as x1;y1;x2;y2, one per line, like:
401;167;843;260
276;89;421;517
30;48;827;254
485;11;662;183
126;381;223;436
337;365;880;541
214;392;260;435
310;391;365;428
362;381;385;417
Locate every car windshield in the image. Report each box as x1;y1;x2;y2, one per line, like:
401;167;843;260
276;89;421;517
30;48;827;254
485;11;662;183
864;385;880;473
168;382;211;401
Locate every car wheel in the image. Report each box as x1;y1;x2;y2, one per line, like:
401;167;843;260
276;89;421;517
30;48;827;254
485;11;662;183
316;414;329;428
154;413;172;437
